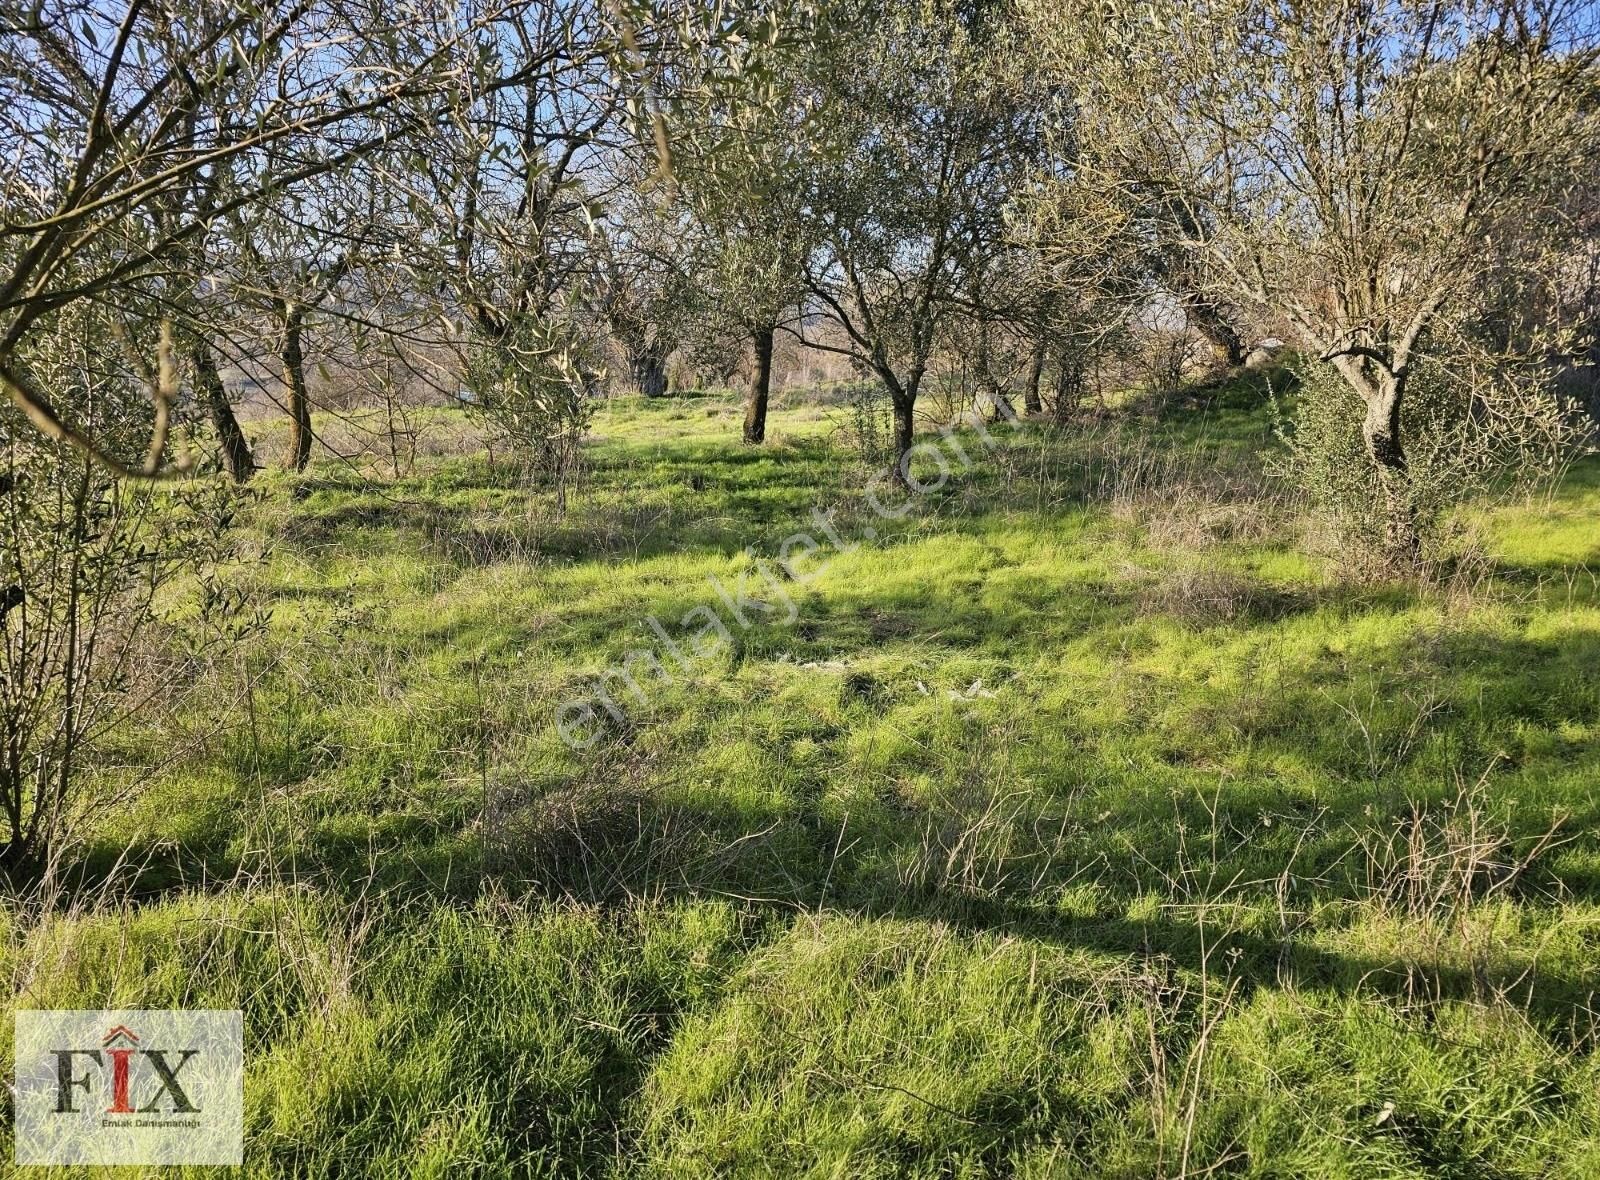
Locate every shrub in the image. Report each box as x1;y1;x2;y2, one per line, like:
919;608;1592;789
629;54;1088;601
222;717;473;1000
829;381;898;468
1272;357;1573;576
459;319;596;509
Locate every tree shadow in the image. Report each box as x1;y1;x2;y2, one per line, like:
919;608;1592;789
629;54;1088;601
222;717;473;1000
51;617;1600;1176
454;774;1600;1039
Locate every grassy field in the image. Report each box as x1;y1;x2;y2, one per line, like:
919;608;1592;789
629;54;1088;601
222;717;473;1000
6;377;1600;1177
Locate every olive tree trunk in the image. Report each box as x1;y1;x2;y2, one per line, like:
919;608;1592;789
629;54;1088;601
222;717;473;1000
630;347;669;398
744;325;774;444
1361;374;1421;567
1051;351;1085;423
1023;339;1046;414
1182;292;1245;369
280;300;312;472
889;381;917;483
192;343;253;483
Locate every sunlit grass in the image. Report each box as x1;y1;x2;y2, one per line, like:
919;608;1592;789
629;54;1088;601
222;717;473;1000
7;379;1600;1176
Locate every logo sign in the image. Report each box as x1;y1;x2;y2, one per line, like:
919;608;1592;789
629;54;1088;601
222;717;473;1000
13;1010;243;1166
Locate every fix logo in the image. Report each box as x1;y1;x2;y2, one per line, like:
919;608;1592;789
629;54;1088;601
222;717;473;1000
53;1024;201;1117
14;1010;243;1166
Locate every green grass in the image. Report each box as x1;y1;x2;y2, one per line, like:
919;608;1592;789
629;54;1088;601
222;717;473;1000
6;382;1600;1176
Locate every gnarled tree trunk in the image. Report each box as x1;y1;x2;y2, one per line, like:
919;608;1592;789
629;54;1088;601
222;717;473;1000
1182;291;1245;369
630;347;669;398
1362;374;1421;568
192;343;253;483
744;325;774;444
1023;339;1045;414
280;300;312;472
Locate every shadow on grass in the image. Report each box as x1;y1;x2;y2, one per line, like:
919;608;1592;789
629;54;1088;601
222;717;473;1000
51;619;1600;1174
29;411;1600;1175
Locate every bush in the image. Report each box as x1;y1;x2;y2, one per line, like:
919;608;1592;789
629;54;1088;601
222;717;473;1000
0;436;256;880
829;381;898;467
459;319;596;508
1272;357;1573;576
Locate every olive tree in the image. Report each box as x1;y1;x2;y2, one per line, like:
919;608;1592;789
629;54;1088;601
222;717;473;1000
0;0;500;476
1031;0;1600;564
590;178;698;398
663;5;822;441
796;0;1064;474
402;1;715;449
